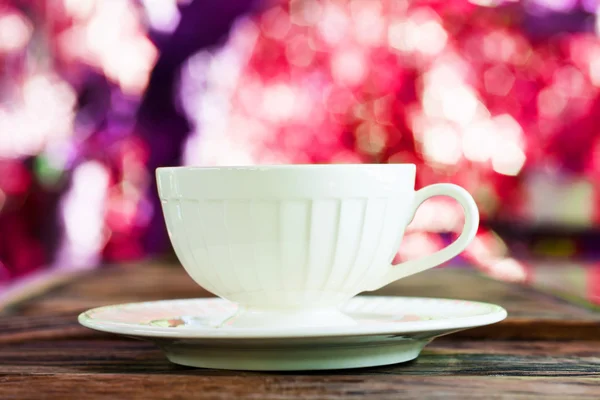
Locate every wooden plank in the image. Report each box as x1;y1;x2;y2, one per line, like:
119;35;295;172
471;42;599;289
5;263;209;317
1;374;599;399
4;264;600;341
2;262;600;399
0;269;87;312
10;263;600;320
1;339;599;377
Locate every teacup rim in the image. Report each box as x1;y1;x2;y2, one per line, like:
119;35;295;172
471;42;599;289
156;163;416;172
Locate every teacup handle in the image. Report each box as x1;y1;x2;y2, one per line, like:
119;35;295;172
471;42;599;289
365;183;479;291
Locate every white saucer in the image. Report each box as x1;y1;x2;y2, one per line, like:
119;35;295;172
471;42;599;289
78;296;506;371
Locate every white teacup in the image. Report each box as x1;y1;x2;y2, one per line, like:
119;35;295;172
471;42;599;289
157;165;479;329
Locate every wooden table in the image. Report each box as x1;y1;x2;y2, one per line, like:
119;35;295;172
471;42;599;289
2;262;600;399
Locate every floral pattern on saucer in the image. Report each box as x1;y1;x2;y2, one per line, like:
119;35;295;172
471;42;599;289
81;295;505;335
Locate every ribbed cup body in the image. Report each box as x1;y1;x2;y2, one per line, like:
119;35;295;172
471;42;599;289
157;165;416;310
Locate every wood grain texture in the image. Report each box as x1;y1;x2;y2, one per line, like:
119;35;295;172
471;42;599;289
1;340;599;377
2;262;600;399
1;374;600;400
4;263;600;340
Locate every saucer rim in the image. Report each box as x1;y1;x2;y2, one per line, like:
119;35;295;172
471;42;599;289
78;296;507;339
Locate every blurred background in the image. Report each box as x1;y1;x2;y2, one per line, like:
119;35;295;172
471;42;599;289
1;0;600;303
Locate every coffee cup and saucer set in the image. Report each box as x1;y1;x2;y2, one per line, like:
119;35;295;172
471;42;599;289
79;164;506;371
